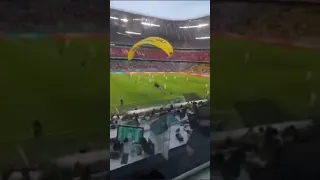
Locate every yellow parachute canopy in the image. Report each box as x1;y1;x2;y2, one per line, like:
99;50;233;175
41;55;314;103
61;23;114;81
127;37;173;60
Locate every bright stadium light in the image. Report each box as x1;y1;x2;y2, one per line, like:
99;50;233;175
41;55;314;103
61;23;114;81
179;26;192;29
195;36;210;40
198;23;209;27
121;18;128;23
179;23;209;29
110;16;118;20
133;18;142;21
141;22;160;27
117;32;131;37
125;31;141;35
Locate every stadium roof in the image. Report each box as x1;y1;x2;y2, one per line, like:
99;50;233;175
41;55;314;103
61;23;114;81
110;1;210;21
110;9;210;48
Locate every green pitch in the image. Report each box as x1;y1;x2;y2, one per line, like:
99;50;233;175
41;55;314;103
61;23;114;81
0;38;109;168
212;37;320;126
110;73;210;113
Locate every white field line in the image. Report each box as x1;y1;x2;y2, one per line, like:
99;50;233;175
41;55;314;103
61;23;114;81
16;145;29;165
114;106;119;114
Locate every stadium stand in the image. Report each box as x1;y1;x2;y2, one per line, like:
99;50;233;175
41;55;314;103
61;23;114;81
110;61;196;72
245;5;319;38
210;1;320;179
186;64;211;74
110;47;210;61
212;1;320;39
110;8;210;180
0;0;110;180
0;0;108;33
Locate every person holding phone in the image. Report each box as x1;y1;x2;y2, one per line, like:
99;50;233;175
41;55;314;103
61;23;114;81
121;138;130;164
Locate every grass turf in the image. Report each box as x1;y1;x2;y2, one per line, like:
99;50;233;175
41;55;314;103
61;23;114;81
110;73;210;113
211;37;320;127
0;38;109;168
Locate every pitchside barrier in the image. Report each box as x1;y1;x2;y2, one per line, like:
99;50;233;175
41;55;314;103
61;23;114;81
110;71;210;78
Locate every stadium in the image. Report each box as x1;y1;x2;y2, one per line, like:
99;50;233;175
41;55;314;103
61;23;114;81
211;1;320;129
110;9;210;112
109;7;211;179
210;1;320;180
0;0;109;179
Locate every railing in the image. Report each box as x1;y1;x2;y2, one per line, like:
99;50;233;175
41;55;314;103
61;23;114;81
172;161;210;180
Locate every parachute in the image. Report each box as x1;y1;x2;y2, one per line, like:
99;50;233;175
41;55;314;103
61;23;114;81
127;37;173;60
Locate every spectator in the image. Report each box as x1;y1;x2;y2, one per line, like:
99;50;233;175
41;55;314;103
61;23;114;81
221;150;246;179
211;152;225;170
80;166;91;180
2;166;14;180
40;165;63;180
185;116;210;166
144;170;165;179
21;168;31;180
282;125;298;143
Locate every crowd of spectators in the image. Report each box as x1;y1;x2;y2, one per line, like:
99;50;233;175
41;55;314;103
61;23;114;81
111;100;210;125
186;64;210;74
110;100;210;179
0;0;108;33
110;46;210;73
110;47;210;62
243;7;319;38
110;100;210;138
212;2;320;38
210;123;317;180
110;60;195;72
110;45;211;73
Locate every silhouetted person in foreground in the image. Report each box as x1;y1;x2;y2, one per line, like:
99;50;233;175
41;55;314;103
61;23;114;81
80;166;91;180
21;168;31;180
221;150;246;180
141;170;165;179
2;166;14;180
179;115;210;173
40;164;63;180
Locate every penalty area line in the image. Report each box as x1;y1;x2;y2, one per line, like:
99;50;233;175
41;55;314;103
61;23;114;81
114;106;119;114
16;145;29;166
